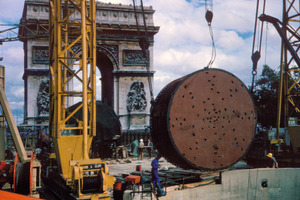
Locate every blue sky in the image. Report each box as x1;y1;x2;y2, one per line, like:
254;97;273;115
0;0;283;125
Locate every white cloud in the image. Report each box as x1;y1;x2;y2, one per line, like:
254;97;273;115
155;47;213;74
9;86;24;99
7;100;24;109
1;42;24;85
216;30;245;51
214;0;257;32
1;45;24;71
5;46;24;62
0;0;25;23
150;0;283;94
153;69;180;97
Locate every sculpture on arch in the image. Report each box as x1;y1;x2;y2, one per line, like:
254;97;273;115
127;81;147;112
37;80;49;116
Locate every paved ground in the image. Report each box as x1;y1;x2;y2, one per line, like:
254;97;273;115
105;156;251;178
105;156;177;178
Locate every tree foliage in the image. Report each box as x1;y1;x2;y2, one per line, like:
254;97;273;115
252;65;280;128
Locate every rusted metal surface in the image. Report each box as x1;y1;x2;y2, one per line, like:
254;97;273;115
151;68;257;170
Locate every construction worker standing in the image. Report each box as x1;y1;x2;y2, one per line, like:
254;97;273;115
266;153;279;168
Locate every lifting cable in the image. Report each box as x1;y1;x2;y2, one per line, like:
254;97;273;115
205;0;216;68
264;22;268;66
132;0;155;103
251;0;266;93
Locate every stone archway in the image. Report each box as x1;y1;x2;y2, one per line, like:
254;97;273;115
19;1;159;139
96;50;114;108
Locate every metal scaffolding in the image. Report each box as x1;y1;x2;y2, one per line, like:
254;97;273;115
49;0;96;177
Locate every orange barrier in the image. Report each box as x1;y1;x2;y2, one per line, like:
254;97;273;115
0;190;44;200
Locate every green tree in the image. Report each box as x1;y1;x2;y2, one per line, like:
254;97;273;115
252;65;300;128
252;65;280;128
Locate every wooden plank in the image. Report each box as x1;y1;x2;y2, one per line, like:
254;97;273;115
0;86;29;163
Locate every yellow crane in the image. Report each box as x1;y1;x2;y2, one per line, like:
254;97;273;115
48;0;115;199
247;0;300;167
259;1;300;156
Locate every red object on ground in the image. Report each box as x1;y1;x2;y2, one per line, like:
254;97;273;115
0;161;13;187
136;165;142;172
125;175;141;184
114;182;123;191
13;153;20;193
0;190;44;200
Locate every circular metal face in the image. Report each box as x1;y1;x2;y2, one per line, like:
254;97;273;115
150;68;257;170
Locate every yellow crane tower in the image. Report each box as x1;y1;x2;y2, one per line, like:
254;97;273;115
247;0;300;167
259;1;300;155
48;0;115;199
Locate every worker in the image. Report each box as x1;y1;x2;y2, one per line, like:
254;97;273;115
151;154;166;197
36;129;52;153
266;153;279;168
130;139;139;157
147;139;153;158
139;139;144;146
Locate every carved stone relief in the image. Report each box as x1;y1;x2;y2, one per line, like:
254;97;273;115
37;80;49;116
123;50;148;65
127;81;147;112
32;46;49;64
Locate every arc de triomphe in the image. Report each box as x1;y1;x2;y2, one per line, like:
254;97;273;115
19;0;159;135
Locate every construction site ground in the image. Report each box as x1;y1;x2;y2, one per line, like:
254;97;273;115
104;157;300;200
3;155;299;200
106;156;251;200
32;155;251;200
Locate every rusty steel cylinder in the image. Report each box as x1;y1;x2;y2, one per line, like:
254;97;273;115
150;68;257;170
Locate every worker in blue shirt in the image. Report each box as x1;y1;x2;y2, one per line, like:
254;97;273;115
151;154;166;197
266;153;279;168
